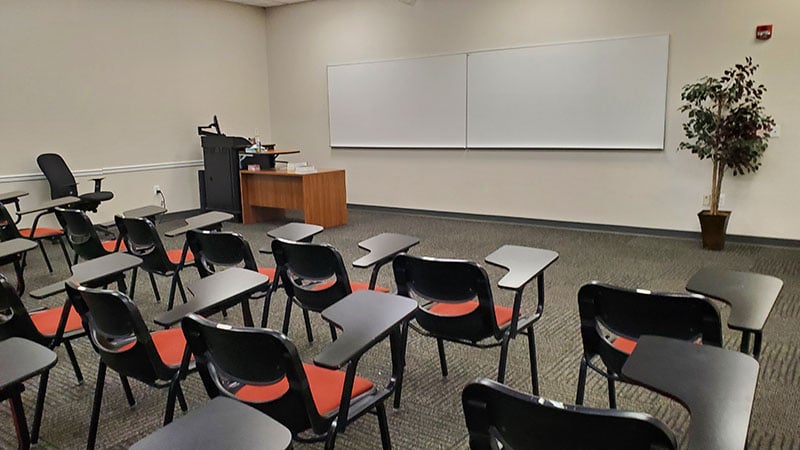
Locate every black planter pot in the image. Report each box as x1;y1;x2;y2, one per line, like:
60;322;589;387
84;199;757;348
698;210;731;250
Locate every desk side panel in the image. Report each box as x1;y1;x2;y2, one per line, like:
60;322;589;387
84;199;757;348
302;170;347;227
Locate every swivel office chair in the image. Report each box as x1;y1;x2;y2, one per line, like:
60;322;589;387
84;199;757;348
37;153;113;212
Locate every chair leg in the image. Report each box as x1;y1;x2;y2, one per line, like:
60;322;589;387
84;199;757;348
167;272;179;311
30;371;50;444
376;401;392;450
8;387;30;450
607;377;617;409
176;274;187;304
260;287;273;328
325;420;339;450
38;240;54;273
73;252;79;265
303;309;314;343
393;323;409;409
128;268;138;300
148;272;161;303
329;323;338;341
176;383;188;412
576;357;588;405
497;333;511;384
57;236;72;269
282;299;293;334
88;362;107;450
116;277;127;295
63;340;84;384
120;375;136;407
527;326;539;395
436;338;448;377
164;374;182;425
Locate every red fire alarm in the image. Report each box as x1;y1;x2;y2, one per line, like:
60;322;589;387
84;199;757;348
756;24;773;40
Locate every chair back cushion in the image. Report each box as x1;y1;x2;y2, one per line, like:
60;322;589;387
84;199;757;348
116;215;173;274
271;238;352;312
393;253;500;341
37;153;78;199
186;230;257;278
66;282;169;383
578;282;723;375
462;378;677;449
55;208;108;260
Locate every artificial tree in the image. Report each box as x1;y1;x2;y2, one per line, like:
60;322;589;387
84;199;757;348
678;57;774;248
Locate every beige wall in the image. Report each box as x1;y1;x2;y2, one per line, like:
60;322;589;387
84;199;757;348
264;0;799;239
1;0;272;225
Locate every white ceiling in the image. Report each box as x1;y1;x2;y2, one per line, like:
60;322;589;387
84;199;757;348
223;0;313;7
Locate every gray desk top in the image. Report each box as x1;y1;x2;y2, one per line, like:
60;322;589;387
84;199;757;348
0;238;37;259
154;268;269;327
164;211;233;237
0;338;58;389
0;190;28;203
314;290;417;370
352;233;419;268
30;253;142;299
259;223;324;254
130;397;292;450
17;196;80;215
485;245;559;290
623;335;759;450
122;205;167;219
686;268;783;332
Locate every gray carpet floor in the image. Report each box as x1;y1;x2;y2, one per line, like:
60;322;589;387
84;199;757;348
1;207;798;449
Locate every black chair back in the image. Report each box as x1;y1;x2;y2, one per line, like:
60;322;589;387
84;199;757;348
66;282;172;384
186;230;258;278
0;203;22;242
463;378;677;450
271;238;352;312
37;153;78;199
0;274;45;344
115;215;174;275
393;253;501;341
55;207;108;261
181;314;320;434
578;282;723;375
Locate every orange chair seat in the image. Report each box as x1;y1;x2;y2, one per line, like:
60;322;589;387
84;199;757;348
31;307;83;337
257;267;276;280
149;328;190;367
313;280;390;294
166;249;195;265
235;362;375;415
101;240;126;252
611;336;637;354
19;227;63;239
428;301;515;327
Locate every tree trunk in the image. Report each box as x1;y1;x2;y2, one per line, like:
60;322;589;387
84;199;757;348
710;159;719;215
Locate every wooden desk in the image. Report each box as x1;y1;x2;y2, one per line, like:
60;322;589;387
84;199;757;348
240;169;347;228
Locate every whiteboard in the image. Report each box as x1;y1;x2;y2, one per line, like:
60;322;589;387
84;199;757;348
467;35;669;149
328;54;467;148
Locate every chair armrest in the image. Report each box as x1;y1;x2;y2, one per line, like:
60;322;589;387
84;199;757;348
314;291;417;370
90;177;105;192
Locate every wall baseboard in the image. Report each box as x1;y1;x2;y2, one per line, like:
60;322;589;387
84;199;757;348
0;160;203;184
347;203;800;249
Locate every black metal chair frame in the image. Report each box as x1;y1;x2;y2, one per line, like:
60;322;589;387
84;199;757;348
0;275;85;444
65;282;192;450
115;215;189;309
182;313;395;450
463;377;677;450
575;282;723;408
393;254;542;400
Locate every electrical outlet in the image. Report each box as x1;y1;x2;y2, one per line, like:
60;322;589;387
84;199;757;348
719;193;726;207
770;124;781;138
153;185;161;195
702;194;710;207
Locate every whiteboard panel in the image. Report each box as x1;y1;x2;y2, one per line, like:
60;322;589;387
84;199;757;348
467;35;669;149
328;54;467;148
